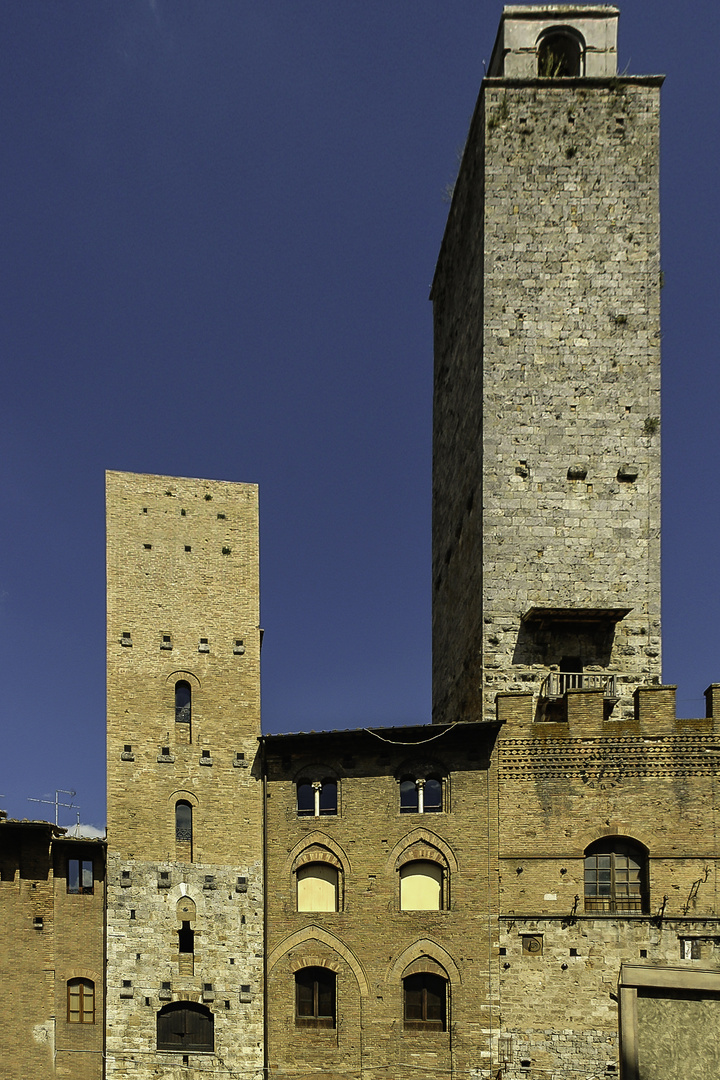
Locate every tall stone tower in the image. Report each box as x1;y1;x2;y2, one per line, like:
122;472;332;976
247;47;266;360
105;471;264;1079
432;5;663;725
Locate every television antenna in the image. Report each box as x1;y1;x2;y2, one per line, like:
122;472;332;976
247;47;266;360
28;789;78;827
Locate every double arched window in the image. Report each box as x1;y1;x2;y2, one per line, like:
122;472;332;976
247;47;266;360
297;777;338;817
157;1001;213;1052
67;978;94;1024
400;776;443;814
584;838;648;914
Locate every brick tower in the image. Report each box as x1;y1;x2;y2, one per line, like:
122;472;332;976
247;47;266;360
431;5;663;725
105;471;264;1079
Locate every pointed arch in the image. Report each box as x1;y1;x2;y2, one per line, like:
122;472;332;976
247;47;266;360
285;831;351;875
267;926;369;997
387;939;462;987
386;828;458;874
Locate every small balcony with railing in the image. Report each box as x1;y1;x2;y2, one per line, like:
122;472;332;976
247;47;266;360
540;671;618;702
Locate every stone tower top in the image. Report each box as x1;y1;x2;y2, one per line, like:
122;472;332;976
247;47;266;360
488;5;619;78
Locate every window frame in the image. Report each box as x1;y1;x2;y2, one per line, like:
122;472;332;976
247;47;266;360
67;978;95;1024
399;775;444;814
403;972;447;1032
296;777;338;818
295;967;336;1029
67;855;94;895
583;838;648;914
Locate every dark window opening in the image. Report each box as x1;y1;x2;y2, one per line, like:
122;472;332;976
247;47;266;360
296;778;338;817
178;922;194;954
584;839;648;913
68;857;93;894
175;681;191;726
68;978;95;1024
175;801;193;860
537;30;583;77
400;778;418;813
295;967;336;1028
157;1002;214;1053
319;780;337;816
424;777;443;813
403;972;447;1031
297;782;314;816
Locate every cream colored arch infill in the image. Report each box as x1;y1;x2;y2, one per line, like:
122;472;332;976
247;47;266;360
387;828;458;874
267;927;370;997
286;831;351;875
387;939;462;987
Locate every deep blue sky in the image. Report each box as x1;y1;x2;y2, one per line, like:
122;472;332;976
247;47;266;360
1;2;718;831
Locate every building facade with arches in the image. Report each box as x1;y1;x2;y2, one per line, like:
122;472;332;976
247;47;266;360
6;5;720;1080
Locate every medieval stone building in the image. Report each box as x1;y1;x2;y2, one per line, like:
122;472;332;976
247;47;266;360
3;6;720;1079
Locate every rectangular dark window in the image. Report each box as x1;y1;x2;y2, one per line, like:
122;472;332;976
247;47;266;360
295;968;335;1028
68;857;93;895
403;973;447;1031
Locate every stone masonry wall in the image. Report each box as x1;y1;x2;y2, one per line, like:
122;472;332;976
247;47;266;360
105;471;264;1079
491;687;720;1078
432;77;663;726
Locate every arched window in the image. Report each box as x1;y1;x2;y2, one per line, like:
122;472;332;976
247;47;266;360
537;29;583;77
175;801;193;862
297;863;339;912
400;776;443;814
295;967;336;1028
67;978;95;1024
157;1001;214;1052
175;681;192;742
584;838;648;913
400;860;444;911
297;778;337;817
403;972;447;1031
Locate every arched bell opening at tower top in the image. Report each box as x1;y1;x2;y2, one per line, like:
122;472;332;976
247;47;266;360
537;27;585;78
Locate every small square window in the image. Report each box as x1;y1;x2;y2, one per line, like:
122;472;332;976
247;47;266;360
241;984;250;994
185;545;191;552
34;916;43;929
143;543;152;550
202;750;210;758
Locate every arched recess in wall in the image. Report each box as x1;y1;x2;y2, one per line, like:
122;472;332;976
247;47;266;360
286;831;351;877
292;844;344;912
165;671;201;746
293;764;341;818
267;926;370;998
168;789;198;863
395;758;449;814
386;828;458;877
386;938;462;988
536;26;585;77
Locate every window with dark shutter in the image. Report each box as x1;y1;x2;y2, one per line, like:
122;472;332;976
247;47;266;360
157;1002;214;1052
